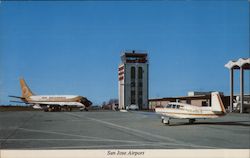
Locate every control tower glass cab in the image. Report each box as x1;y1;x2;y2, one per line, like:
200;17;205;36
118;50;149;110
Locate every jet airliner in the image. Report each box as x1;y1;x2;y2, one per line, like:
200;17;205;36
9;78;92;112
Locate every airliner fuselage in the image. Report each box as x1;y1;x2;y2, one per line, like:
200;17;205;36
27;95;86;107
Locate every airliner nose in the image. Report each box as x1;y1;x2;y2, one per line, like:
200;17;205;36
81;98;92;107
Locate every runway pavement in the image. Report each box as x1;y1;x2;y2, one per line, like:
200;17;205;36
0;111;249;149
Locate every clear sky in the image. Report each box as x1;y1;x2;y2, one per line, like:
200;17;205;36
0;1;249;105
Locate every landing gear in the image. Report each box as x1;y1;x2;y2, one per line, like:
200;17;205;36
161;116;164;123
44;105;61;112
161;116;171;126
48;107;53;112
189;119;195;124
65;106;72;111
163;119;170;125
61;106;72;112
80;107;88;112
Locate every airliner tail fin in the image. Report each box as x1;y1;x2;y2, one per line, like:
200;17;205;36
20;78;34;98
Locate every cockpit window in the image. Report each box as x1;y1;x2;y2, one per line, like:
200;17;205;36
166;104;181;109
166;104;171;108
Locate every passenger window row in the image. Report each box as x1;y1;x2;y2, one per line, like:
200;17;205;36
165;104;182;109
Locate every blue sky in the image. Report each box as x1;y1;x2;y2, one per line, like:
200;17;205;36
0;1;249;105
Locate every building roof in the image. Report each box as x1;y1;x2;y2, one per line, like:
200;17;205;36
225;58;250;69
123;53;148;58
121;50;148;63
149;95;212;102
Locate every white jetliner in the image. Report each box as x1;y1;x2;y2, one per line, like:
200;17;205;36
9;78;92;112
155;92;226;125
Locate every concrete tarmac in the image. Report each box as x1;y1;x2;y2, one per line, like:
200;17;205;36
0;111;249;149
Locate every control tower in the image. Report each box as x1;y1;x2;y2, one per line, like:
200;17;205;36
118;50;149;110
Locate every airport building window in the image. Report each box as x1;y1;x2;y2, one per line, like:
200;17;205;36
138;82;143;87
138;67;143;79
131;81;135;87
137;67;143;108
138;91;143;95
131;91;136;104
131;66;136;105
138;97;143;107
131;67;135;79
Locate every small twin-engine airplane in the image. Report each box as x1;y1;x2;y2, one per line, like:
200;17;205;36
9;78;92;112
155;92;226;125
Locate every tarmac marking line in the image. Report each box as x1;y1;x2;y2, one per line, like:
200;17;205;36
0;138;187;148
14;128;157;144
30;142;198;149
0;138;150;144
0;112;37;147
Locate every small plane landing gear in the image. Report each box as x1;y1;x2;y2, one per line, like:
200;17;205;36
161;116;171;126
189;119;195;124
161;116;165;123
163;119;170;125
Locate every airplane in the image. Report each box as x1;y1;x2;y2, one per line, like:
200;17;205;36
155;92;227;125
9;78;92;112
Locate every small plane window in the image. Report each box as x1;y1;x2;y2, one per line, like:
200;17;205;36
172;104;176;108
176;105;180;109
166;104;171;108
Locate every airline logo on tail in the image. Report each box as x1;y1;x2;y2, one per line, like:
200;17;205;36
20;78;34;98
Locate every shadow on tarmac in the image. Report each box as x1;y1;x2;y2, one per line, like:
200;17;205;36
167;121;250;127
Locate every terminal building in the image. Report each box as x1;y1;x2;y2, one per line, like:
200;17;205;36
118;51;149;110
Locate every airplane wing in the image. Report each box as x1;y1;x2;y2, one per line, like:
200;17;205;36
10;100;29;104
8;95;26;99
